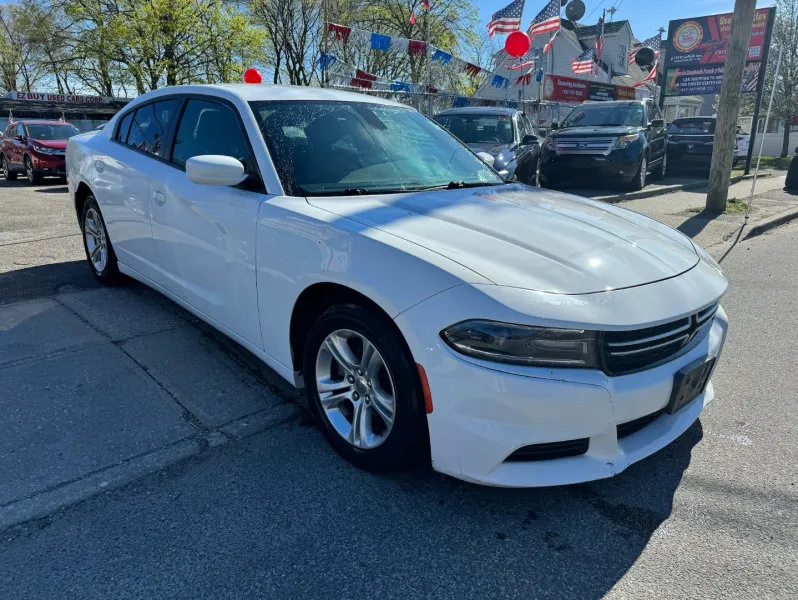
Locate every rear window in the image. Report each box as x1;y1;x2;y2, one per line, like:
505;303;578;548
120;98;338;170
668;119;715;135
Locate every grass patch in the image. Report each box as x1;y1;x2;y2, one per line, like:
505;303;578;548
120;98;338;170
688;197;749;214
755;155;792;171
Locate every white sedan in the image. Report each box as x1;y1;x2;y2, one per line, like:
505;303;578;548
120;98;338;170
66;84;728;487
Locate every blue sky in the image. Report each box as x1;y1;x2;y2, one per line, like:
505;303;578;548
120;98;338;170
476;0;776;40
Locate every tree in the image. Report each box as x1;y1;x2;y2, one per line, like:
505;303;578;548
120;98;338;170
770;0;798;157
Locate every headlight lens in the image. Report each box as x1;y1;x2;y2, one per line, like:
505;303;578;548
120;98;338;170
616;133;640;149
441;320;599;368
693;243;722;272
33;144;54;154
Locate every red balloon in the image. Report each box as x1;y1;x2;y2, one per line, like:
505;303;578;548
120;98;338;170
505;31;531;58
244;68;263;84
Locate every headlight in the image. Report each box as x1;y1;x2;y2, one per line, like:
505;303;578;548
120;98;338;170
441;320;599;368
33;144;54;154
616;133;640;149
693;243;722;273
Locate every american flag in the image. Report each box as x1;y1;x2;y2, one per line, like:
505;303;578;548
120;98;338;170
629;34;662;65
595;16;604;75
633;58;659;86
488;0;526;37
572;49;596;75
506;60;536;70
528;0;560;53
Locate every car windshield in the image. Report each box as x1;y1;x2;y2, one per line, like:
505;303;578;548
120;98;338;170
434;113;515;145
249;100;503;196
560;104;645;128
668;119;715;135
25;123;81;140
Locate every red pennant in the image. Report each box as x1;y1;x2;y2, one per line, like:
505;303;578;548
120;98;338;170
463;63;481;77
423;0;430;9
351;77;373;89
410;12;416;24
355;69;377;82
408;40;427;56
327;23;352;44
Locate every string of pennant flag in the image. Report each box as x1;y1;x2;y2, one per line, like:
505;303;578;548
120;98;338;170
325;22;525;90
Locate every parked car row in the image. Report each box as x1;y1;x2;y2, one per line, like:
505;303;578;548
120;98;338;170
433;102;733;192
65;84;728;488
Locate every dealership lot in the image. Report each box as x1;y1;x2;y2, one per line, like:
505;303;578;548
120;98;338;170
1;179;797;599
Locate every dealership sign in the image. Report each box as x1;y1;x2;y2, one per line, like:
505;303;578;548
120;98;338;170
5;91;116;104
663;7;774;97
543;75;636;103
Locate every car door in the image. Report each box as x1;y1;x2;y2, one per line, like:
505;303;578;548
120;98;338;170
148;96;266;348
11;123;27;167
646;101;666;166
91;98;180;284
512;114;533;183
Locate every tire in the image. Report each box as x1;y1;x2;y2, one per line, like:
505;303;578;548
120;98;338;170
650;152;667;181
24;156;42;185
1;155;17;181
303;304;428;472
629;155;647;191
80;194;122;284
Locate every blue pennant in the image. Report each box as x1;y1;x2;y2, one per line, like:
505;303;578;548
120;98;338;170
432;49;452;65
371;33;391;52
317;53;337;70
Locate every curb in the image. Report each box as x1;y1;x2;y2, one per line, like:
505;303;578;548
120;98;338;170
744;207;798;240
0;403;301;533
590;171;776;205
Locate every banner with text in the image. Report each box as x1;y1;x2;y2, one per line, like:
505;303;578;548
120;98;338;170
543;75;636;104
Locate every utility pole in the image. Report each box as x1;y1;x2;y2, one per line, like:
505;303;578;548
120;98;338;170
706;0;756;213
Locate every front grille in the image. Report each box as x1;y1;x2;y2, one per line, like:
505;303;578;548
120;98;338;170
617;410;664;439
505;438;589;462
555;137;616;155
602;304;718;375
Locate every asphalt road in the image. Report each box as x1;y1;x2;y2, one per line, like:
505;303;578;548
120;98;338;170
1;181;796;599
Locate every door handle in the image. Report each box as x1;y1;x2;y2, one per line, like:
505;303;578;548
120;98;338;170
94;159;105;173
152;189;166;205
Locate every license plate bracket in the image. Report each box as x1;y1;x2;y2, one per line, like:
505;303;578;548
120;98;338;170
666;356;716;415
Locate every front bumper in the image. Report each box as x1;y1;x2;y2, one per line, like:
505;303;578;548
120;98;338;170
30;152;66;173
540;150;640;185
396;265;728;487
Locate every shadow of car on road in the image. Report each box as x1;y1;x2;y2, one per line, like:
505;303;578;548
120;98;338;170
0;260;100;304
34;186;69;194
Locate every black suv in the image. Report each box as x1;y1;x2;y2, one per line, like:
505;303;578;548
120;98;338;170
540;100;667;190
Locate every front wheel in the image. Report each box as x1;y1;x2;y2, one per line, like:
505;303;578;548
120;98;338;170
303;304;428;472
81;194;122;284
24;156;42;185
629;155;647;191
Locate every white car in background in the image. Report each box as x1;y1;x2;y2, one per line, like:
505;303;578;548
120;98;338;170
67;85;728;487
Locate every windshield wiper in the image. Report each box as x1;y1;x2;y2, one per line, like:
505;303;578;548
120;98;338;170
410;181;504;192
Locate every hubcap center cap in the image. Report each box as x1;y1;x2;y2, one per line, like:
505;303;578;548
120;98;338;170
355;377;369;395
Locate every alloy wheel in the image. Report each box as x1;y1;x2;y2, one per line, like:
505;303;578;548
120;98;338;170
84;207;108;274
639;157;647;188
315;329;396;449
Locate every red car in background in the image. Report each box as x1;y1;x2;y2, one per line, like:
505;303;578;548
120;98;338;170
1;119;81;184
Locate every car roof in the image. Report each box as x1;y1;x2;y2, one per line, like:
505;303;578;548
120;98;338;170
435;106;518;117
130;83;408;109
580;100;646;107
672;116;716;121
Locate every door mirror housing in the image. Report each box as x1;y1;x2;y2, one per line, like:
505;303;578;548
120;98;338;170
185;155;248;186
476;151;495;167
550;122;559;131
521;134;539;145
650;119;665;129
14;134;24;141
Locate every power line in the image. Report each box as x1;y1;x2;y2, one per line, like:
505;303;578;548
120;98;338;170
586;0;608;21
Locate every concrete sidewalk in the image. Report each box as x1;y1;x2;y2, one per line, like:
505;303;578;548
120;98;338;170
0;282;301;530
594;174;798;258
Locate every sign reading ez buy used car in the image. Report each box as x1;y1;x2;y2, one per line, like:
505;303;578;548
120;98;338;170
664;7;774;97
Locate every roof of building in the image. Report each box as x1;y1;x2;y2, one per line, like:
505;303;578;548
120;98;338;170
13;119;74;125
573;20;630;38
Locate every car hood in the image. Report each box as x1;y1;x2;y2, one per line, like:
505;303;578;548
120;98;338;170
30;138;68;149
554;126;641;137
308;185;699;294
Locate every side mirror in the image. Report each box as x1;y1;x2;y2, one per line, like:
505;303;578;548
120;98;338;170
14;134;23;141
521;134;539;145
550;122;559;131
476;151;495;167
185;155;248;186
650;119;665;128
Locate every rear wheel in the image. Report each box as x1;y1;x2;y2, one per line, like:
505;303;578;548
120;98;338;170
303;304;427;472
25;156;42;185
81;194;122;284
1;155;17;181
